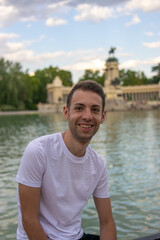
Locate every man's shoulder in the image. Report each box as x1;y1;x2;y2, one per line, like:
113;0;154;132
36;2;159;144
26;132;61;153
88;146;103;158
87;146;105;166
30;132;60;145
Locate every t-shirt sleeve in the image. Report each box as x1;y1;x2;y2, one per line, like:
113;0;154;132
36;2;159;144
16;140;46;188
93;166;110;198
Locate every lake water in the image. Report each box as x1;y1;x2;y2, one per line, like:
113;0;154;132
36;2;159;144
0;110;160;240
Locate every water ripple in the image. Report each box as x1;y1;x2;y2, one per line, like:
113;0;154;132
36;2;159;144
0;111;160;239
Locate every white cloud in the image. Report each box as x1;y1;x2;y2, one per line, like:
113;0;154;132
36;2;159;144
37;51;66;61
0;0;159;27
5;50;35;63
0;32;19;40
74;4;113;22
45;17;67;26
3;42;66;63
22;38;43;47
145;32;154;36
48;1;71;13
4;49;66;66
0;1;70;27
6;42;25;51
0;33;65;65
118;52;133;57
151;56;160;64
0;4;19;27
63;56;105;82
66;58;104;71
123;0;160;12
142;56;160;65
143;41;160;48
119;56;160;74
66;48;105;59
40;35;46;40
119;59;141;69
125;14;141;26
21;16;36;22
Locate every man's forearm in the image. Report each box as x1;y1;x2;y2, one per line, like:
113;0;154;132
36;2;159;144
100;220;117;240
22;217;48;240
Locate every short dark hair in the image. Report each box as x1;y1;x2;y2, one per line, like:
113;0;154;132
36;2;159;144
67;80;105;111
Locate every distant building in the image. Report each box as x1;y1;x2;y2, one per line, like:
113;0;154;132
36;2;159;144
40;54;160;112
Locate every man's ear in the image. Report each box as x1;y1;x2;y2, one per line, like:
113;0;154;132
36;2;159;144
101;110;107;124
63;106;69;120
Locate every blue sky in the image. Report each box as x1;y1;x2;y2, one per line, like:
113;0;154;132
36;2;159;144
0;0;160;83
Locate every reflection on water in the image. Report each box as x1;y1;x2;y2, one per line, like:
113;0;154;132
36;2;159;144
0;111;160;240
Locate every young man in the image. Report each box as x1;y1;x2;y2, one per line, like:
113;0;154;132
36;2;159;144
16;80;117;240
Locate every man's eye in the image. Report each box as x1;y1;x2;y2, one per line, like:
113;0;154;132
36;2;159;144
75;107;83;111
92;108;100;112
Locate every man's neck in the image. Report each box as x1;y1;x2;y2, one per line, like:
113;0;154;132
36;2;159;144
62;131;90;157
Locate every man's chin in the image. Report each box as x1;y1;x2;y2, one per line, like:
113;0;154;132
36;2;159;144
70;127;97;142
75;133;95;142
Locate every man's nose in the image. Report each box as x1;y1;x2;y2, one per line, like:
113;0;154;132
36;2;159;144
82;108;93;120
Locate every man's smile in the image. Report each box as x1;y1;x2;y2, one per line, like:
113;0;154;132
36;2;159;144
78;124;94;129
80;124;92;128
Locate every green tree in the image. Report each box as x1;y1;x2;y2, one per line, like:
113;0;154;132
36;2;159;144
23;74;40;110
58;69;73;86
0;58;26;109
119;69;149;86
0;59;73;110
78;69;105;86
151;63;160;83
35;66;73;103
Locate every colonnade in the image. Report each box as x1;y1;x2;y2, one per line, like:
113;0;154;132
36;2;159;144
47;76;160;105
123;91;159;102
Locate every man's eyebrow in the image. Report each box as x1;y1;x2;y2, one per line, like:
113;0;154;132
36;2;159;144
92;105;101;108
74;103;101;108
74;103;85;106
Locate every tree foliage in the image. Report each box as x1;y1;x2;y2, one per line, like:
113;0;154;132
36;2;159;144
23;74;41;109
151;63;160;83
34;66;73;103
0;58;26;109
119;69;150;86
0;58;73;110
78;69;105;86
0;57;159;111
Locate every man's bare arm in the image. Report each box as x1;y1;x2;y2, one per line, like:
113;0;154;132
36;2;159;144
94;197;117;240
19;183;48;240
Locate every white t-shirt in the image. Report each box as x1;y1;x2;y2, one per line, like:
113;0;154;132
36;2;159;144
16;133;110;240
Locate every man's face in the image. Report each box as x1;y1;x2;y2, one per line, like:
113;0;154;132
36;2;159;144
63;89;106;143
